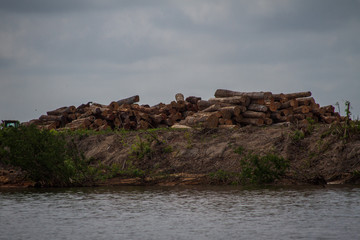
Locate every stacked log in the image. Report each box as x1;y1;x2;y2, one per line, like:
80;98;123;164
25;90;343;131
178;89;341;128
26;94;203;131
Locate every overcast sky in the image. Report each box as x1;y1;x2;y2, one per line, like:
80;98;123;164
1;0;360;122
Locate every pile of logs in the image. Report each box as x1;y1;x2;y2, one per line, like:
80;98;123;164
25;89;343;131
25;95;201;131
178;89;342;128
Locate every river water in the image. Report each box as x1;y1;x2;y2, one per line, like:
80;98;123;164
1;185;359;240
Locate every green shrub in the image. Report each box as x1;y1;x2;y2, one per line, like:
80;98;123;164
239;153;289;184
234;146;245;155
291;130;305;142
0;125;92;186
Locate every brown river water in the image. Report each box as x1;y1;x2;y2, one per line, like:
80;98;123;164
1;185;359;240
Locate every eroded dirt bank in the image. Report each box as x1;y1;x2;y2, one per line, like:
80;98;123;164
1;124;360;187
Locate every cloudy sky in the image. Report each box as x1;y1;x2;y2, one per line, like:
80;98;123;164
1;0;359;122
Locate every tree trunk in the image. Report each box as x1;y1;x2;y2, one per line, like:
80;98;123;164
208;96;250;106
214;89;273;100
239;117;264;126
180;112;219;128
247;104;268;112
242;111;267;119
116;95;140;106
283;91;312;99
47;106;76;116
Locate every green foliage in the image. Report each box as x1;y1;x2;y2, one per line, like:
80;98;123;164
291;130;305;142
234;146;245;155
0;125;92;186
239;153;289;184
209;170;239;185
210;153;289;185
130;136;153;159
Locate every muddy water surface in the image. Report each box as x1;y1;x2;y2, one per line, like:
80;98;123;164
1;185;359;239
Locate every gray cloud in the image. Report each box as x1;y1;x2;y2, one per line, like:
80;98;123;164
0;0;359;122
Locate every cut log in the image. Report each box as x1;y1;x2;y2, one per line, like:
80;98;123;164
273;93;287;103
108;101;120;111
320;105;335;113
247;104;268;112
242;111;267;119
180;112;219;128
65;118;92;130
175;93;185;103
266;101;281;112
239;118;264;126
293;106;310;114
185;96;201;104
220;106;242;117
296;97;315;106
47;106;76;116
197;100;213;111
214;89;273;100
116;95;140;106
283;91;312;99
39;115;66;123
264;118;273;125
208;96;250;106
279;99;298;109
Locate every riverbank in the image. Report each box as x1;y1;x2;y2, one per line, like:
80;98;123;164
1;122;360;188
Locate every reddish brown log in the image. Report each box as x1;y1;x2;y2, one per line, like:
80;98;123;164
279;99;298;109
185;96;201;104
47;106;76;116
239;118;264;126
214;89;273;100
108;101;120;111
293;106;310;114
283;91;312;100
65;118;92;130
242;111;267;119
247;104;268;112
208;96;250;106
273;93;287;103
180;112;219;128
197;100;213;111
264;118;273;125
175;93;185;103
296;97;315;106
320;105;335;113
116;95;140;106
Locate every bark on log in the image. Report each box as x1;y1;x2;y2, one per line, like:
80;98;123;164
279;99;298;109
208;96;250;106
214;89;273;100
175;93;185;103
293;106;310;114
296;97;315;106
65;118;92;130
242;111;267;119
116;95;140;106
220;106;242;117
239;118;264;126
185;96;201;104
283;91;312;100
247;104;268;112
47;106;76;116
264;118;273;125
197;100;213;111
273;93;287;103
108;101;120;111
320;105;335;113
180;112;219;128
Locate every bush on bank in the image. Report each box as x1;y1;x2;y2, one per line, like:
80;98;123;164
0;125;92;187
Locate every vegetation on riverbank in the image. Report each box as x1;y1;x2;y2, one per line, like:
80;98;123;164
1;118;360;187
